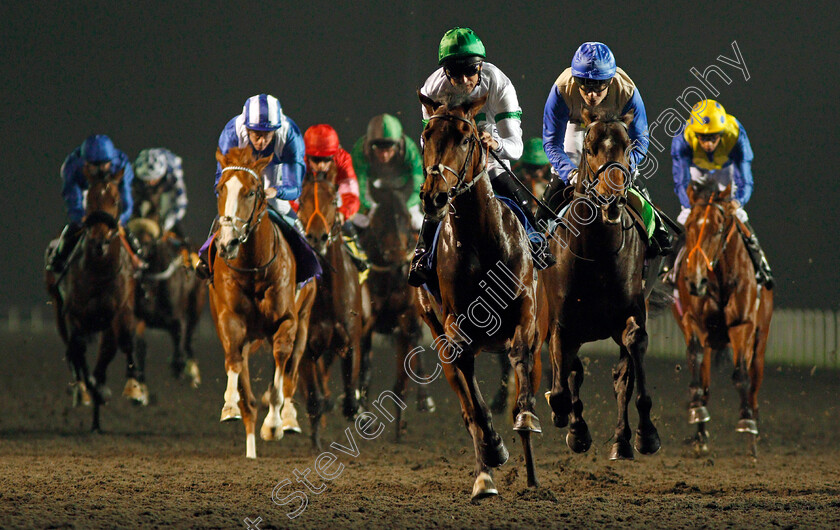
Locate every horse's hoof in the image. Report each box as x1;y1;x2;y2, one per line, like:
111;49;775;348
281;400;302;434
551;411;570;429
609;440;635;460
122;379;149;406
260;423;284;441
184;360;201;388
220;404;242;422
635;428;661;455
689;406;711;424
417;396;436;413
566;425;592;453
692;437;710;457
513;411;542;433
470;472;499;502
736;419;758;435
71;382;92;407
482;438;509;468
260;389;272;409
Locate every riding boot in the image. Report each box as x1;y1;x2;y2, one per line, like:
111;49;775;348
195;218;219;280
742;222;774;289
535;173;571;227
46;222;83;273
632;180;672;258
492;172;557;269
342;221;369;272
407;215;439;287
658;232;685;287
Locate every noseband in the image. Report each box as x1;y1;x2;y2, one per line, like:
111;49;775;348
423;114;488;200
686;201;737;272
218;165;267;245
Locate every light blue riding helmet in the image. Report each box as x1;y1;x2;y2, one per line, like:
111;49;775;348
242;94;284;131
571;42;616;81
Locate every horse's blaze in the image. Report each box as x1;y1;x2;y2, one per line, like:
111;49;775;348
219;178;244;248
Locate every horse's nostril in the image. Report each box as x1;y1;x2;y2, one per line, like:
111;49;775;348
320;234;328;242
433;193;447;208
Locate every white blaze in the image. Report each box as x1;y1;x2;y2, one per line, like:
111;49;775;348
220;178;243;245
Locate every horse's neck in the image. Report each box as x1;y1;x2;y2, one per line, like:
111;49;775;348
447;174;503;243
237;216;276;265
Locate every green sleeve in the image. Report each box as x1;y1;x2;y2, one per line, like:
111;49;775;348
350;136;372;211
404;136;424;209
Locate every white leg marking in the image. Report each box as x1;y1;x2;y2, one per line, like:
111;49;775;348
260;366;285;441
246;433;256;459
224;369;241;407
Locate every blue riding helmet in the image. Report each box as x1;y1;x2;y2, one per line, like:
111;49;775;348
242;93;284;131
571;42;616;81
81;134;117;163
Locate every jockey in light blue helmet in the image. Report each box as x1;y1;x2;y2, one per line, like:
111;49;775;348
47;134;144;272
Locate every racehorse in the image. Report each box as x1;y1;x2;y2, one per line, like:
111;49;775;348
361;186;436;441
128;218;206;388
295;165;370;450
673;180;773;457
542;108;661;461
209;146;316;459
45;169;144;430
416;92;548;500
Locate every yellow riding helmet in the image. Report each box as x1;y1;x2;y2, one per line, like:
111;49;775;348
686;99;727;135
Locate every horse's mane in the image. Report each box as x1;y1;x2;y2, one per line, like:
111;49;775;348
689;179;731;205
438;91;473;113
222;146;257;168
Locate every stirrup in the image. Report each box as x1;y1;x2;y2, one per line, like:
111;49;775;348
195;259;211;280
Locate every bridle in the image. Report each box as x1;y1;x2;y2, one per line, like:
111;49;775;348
423;113;488;202
217;165;279;274
575;119;633;204
301;175;340;247
218;165;267;246
686;200;738;273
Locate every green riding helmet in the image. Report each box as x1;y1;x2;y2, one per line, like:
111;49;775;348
521;137;549;166
365;113;406;158
438;27;486;65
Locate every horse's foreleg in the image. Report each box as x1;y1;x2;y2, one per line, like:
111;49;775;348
546;322;575;429
67;331;92;408
609;345;636;460
509;329;541;489
624;315;660;456
393;333;411;441
565;349;591;454
340;343;362;420
183;286;202;388
168;319;185;380
119;315;147;407
300;354;324;451
237;351;258;459
358;330;373;407
262;318;297;443
729;322;759;439
490;350;512;414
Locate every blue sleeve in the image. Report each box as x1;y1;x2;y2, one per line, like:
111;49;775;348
275;120;305;201
542;85;575;184
729;121;754;206
61;155;85;223
215;118;239;191
621;88;650;171
671;131;693;208
116;153;134;225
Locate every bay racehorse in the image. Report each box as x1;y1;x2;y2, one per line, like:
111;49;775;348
542;108;660;460
361;186;436;441
128;218;206;388
416;92;548;500
210;146;316;459
45;169;145;430
673;180;773;457
295;165;371;450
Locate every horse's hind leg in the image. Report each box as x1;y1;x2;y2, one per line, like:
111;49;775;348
340;345;362;420
183;289;202;388
300;354;325;451
168;319;185;380
609;344;636;460
120;318;147;407
67;331;92;407
509;331;542;489
490;350;512;414
565;350;592;453
624;316;660;456
729;322;759;441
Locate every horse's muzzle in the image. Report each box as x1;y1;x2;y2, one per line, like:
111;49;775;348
421;191;448;219
688;277;708;297
601;195;626;225
218;237;240;260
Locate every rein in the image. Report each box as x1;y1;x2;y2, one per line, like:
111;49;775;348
302;181;340;247
686;201;737;272
575;120;632;204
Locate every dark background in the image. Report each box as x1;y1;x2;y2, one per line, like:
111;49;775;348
1;1;836;309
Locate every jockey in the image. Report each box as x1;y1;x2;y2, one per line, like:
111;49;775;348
298;124;367;271
663;99;773;288
132;148;188;238
512;137;552;214
195;93;306;279
538;41;672;257
349;113;425;232
47;134;143;273
409;27;555;287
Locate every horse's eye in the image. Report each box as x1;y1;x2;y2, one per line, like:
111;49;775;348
248;191;256;198
461;137;470;147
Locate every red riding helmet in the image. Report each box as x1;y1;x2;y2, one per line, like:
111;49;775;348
304;124;340;157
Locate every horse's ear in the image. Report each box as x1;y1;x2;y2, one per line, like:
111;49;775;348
581;107;594;126
465;94;488;119
215;148;226;167
721;183;733;200
254;154;272;175
418;90;441;116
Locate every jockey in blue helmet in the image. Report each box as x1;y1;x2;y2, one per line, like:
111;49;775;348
539;42;672;257
196;94;317;282
47;134;144;273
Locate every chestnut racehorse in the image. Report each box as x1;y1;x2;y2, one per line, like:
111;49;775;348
210;146;316;459
45;169;144;431
673;180;773;457
361;186;436;441
416;92;548;500
128;218;206;388
542;108;661;461
295;166;371;450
